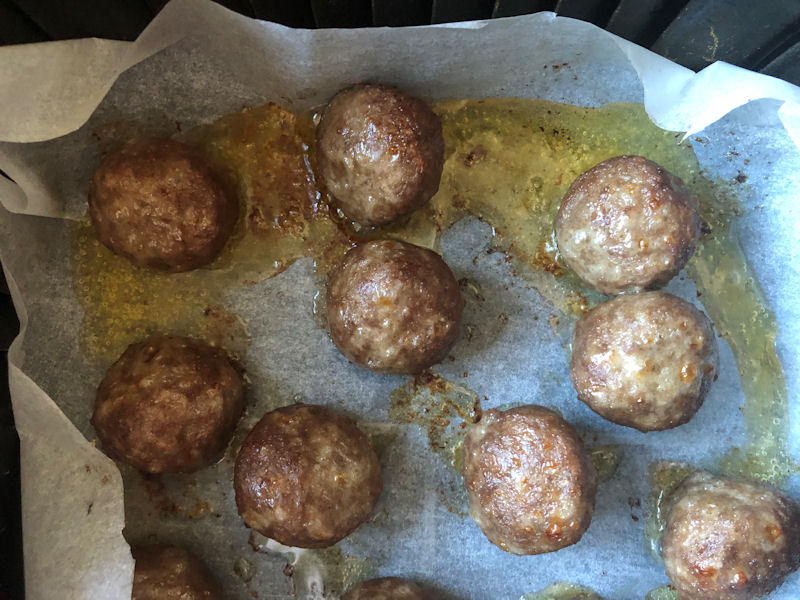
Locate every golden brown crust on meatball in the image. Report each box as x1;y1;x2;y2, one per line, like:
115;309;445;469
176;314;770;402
462;405;597;555
341;577;427;600
570;292;719;432
131;544;222;600
88;138;238;272
91;336;244;474
315;83;444;227
662;473;800;600
234;403;382;549
326;240;464;374
555;155;700;294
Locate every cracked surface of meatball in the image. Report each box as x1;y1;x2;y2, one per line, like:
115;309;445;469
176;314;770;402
570;291;719;431
91;336;244;473
662;473;800;600
462;405;596;555
326;240;464;374
341;577;427;600
315;83;444;227
234;403;382;549
89;137;238;272
131;544;222;600
555;155;700;294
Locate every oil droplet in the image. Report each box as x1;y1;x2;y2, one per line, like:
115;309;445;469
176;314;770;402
522;581;603;600
233;557;255;582
590;444;623;483
644;461;694;562
312;287;328;330
311;546;376;597
645;585;679;600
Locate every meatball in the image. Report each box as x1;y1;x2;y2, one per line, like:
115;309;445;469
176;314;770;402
555;155;700;294
131;544;222;600
341;577;427;600
662;473;800;599
462;405;596;555
315;83;444;227
91;336;244;473
326;240;464;374
570;291;719;432
89;137;238;272
234;403;381;548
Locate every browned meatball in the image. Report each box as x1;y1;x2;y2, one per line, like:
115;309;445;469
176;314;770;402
341;577;427;600
570;292;719;432
234;403;382;548
89;138;238;272
662;473;800;600
555;155;700;294
315;83;444;227
462;405;597;555
131;544;222;600
91;336;244;473
326;240;464;374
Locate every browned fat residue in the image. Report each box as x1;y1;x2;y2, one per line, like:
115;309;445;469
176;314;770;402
590;444;623;483
389;373;481;516
389;372;481;460
139;473;212;518
530;240;565;277
140;474;179;516
463;144;488;167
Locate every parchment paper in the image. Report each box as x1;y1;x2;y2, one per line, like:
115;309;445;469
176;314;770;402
0;1;799;598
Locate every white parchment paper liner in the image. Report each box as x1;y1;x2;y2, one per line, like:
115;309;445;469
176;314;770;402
0;1;799;598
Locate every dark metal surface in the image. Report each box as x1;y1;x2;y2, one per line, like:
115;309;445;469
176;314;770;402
763;39;800;84
249;0;315;28
5;0;152;41
554;0;616;25
2;0;798;84
372;0;433;27
431;0;494;24
492;0;555;18
0;277;21;600
652;0;800;72
606;0;689;47
0;1;46;45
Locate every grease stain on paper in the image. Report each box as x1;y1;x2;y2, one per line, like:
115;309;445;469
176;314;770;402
71;99;792;516
388;373;481;516
522;581;603;600
643;461;694;562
